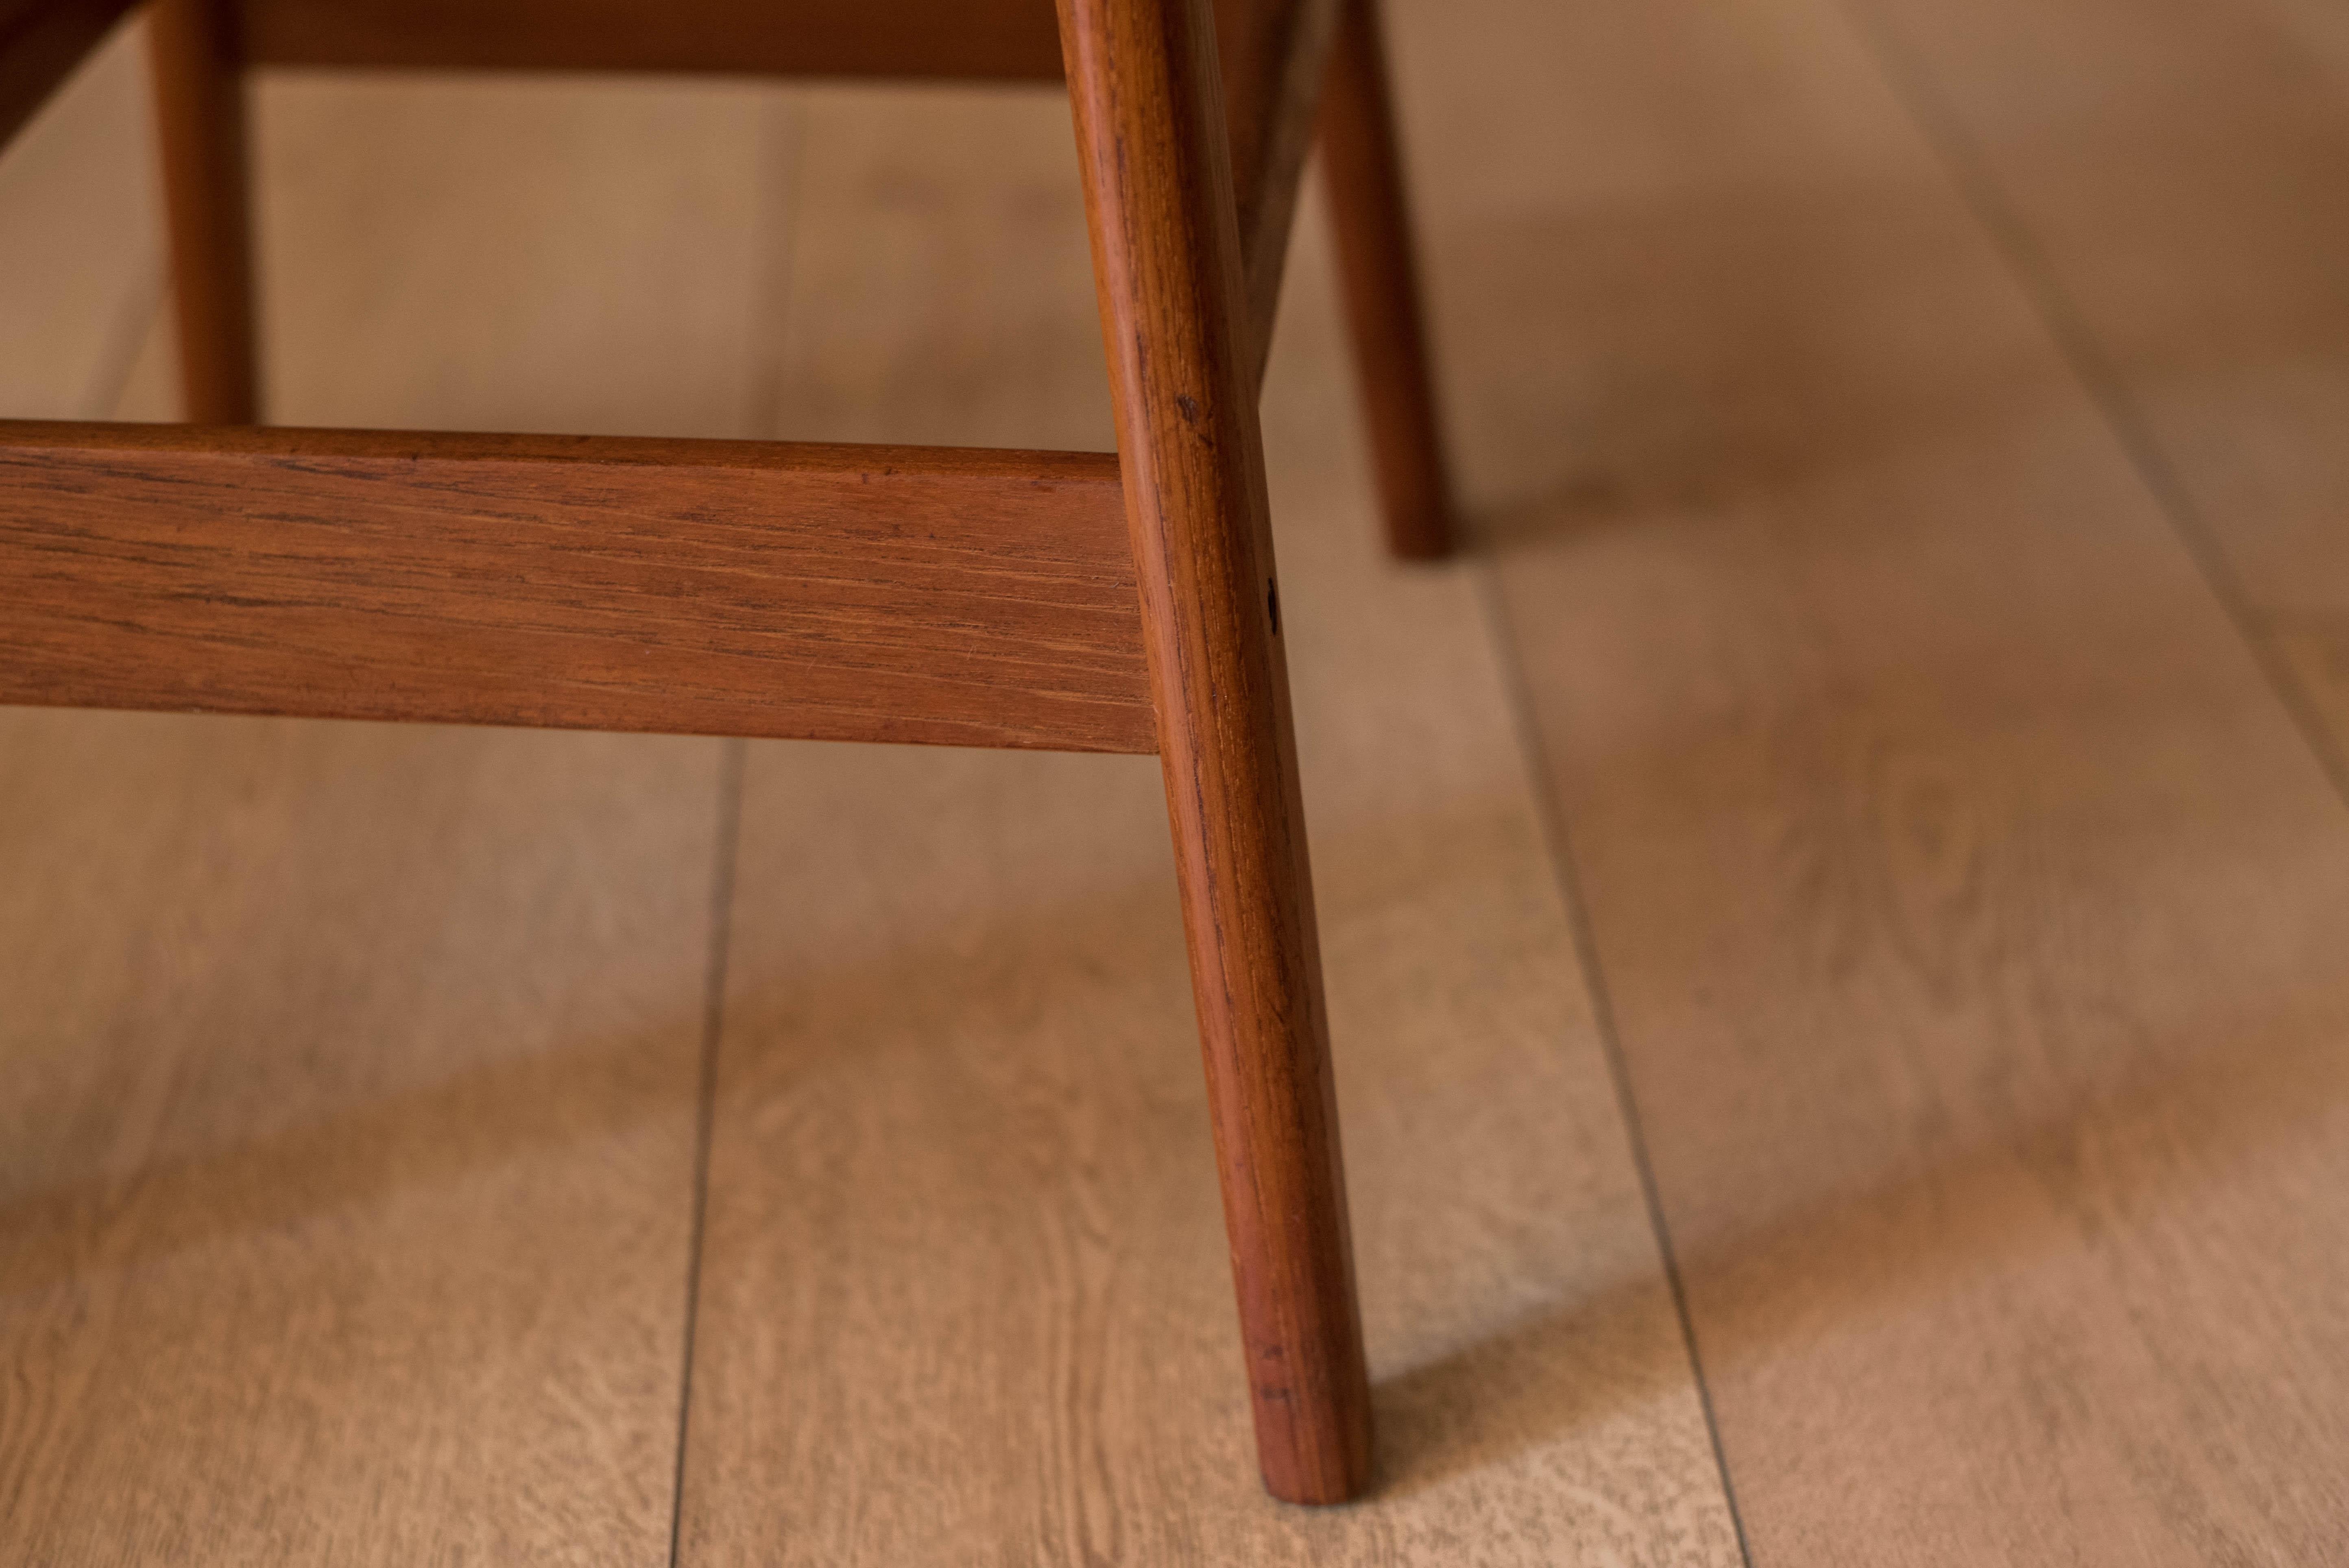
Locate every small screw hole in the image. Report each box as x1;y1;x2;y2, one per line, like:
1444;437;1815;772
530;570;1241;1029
1266;580;1281;636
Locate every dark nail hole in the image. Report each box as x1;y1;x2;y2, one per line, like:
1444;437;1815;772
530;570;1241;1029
1267;580;1281;636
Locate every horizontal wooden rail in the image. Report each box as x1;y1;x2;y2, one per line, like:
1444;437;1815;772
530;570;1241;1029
0;422;1157;753
239;0;1071;80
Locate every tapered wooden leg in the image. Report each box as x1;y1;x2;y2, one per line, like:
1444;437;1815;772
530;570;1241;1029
1056;0;1374;1506
146;0;259;424
1317;0;1453;560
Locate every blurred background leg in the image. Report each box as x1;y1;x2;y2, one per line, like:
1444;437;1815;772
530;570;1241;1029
1317;0;1453;560
146;0;257;423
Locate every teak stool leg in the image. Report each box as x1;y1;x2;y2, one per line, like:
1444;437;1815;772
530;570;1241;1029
146;0;259;424
1317;0;1454;560
1057;0;1374;1506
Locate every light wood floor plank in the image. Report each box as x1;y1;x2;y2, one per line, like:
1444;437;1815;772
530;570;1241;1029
251;68;798;436
0;712;724;1563
1450;0;2349;1559
1847;0;2349;778
0;17;163;421
3;69;797;1561
108;68;804;429
674;86;1743;1565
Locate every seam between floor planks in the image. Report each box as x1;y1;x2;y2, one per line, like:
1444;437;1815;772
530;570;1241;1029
1837;0;2349;817
1470;561;1764;1568
1468;0;2349;1558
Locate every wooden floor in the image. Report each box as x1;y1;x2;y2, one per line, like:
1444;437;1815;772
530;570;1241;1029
2;0;2345;1561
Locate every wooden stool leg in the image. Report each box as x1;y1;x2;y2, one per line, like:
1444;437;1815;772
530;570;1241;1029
146;0;259;424
1057;0;1374;1506
1317;0;1454;560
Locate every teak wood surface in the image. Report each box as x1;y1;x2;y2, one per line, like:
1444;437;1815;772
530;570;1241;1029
0;421;1154;752
1058;0;1373;1504
236;0;1072;78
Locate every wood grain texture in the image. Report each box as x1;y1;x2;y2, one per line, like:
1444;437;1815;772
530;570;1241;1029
147;0;257;423
0;420;1155;752
1454;0;2349;1558
1058;0;1371;1503
0;0;136;148
676;83;1744;1559
1313;0;1453;558
1218;0;1340;375
1846;0;2349;762
0;709;724;1564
